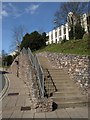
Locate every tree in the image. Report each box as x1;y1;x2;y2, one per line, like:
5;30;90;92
69;23;85;40
54;2;88;39
10;25;27;52
2;50;7;66
41;32;48;46
2;50;13;66
4;55;13;66
2;50;7;58
20;33;31;50
54;2;88;27
20;31;47;51
75;23;85;39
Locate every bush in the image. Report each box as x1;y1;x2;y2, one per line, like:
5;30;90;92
3;55;13;66
83;33;90;40
61;39;67;44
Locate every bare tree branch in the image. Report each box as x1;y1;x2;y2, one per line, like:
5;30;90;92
54;2;88;27
10;25;27;52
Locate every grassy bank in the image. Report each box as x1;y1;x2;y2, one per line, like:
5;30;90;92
36;38;89;55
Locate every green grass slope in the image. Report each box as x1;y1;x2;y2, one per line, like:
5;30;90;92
37;38;90;55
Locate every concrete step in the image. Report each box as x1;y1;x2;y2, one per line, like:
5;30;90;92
51;96;88;103
56;101;88;108
49;69;68;73
45;84;77;90
56;88;82;93
46;78;73;82
45;84;79;91
54;84;76;89
50;73;69;76
45;81;76;88
54;82;76;86
54;82;75;86
49;70;68;73
53;92;85;97
54;88;82;93
51;75;70;78
45;78;73;83
52;78;71;81
49;69;68;71
53;80;74;83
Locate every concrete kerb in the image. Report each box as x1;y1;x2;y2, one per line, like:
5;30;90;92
0;74;10;100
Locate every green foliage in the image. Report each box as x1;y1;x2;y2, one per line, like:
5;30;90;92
61;38;67;44
20;33;30;50
83;33;90;40
3;55;13;66
75;23;85;39
69;24;85;40
69;26;74;39
20;31;47;51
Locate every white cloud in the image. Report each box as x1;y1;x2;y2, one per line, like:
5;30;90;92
1;10;8;16
8;3;23;18
0;10;8;18
25;4;40;14
1;3;40;19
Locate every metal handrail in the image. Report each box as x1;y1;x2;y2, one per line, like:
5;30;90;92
34;55;44;97
28;48;44;98
22;48;28;54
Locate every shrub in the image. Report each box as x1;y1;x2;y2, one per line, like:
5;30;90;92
3;55;13;66
83;33;90;40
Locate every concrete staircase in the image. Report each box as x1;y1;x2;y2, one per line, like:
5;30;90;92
49;69;88;108
37;53;88;109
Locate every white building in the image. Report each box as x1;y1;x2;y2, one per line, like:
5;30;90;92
81;13;90;33
46;23;69;45
46;12;90;45
9;50;18;56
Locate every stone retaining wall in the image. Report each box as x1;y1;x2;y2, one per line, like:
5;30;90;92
10;51;53;112
47;52;90;93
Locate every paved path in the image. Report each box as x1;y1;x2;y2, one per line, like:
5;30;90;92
0;63;88;119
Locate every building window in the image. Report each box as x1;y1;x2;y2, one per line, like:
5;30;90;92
59;29;61;36
64;27;66;34
56;39;57;43
51;33;53;40
55;31;57;38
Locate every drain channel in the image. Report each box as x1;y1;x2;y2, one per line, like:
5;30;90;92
21;106;31;111
8;93;19;96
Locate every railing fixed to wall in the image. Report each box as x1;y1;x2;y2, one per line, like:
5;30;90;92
28;48;44;98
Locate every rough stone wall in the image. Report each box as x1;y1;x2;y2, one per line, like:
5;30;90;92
47;52;90;93
9;51;53;112
9;56;18;76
